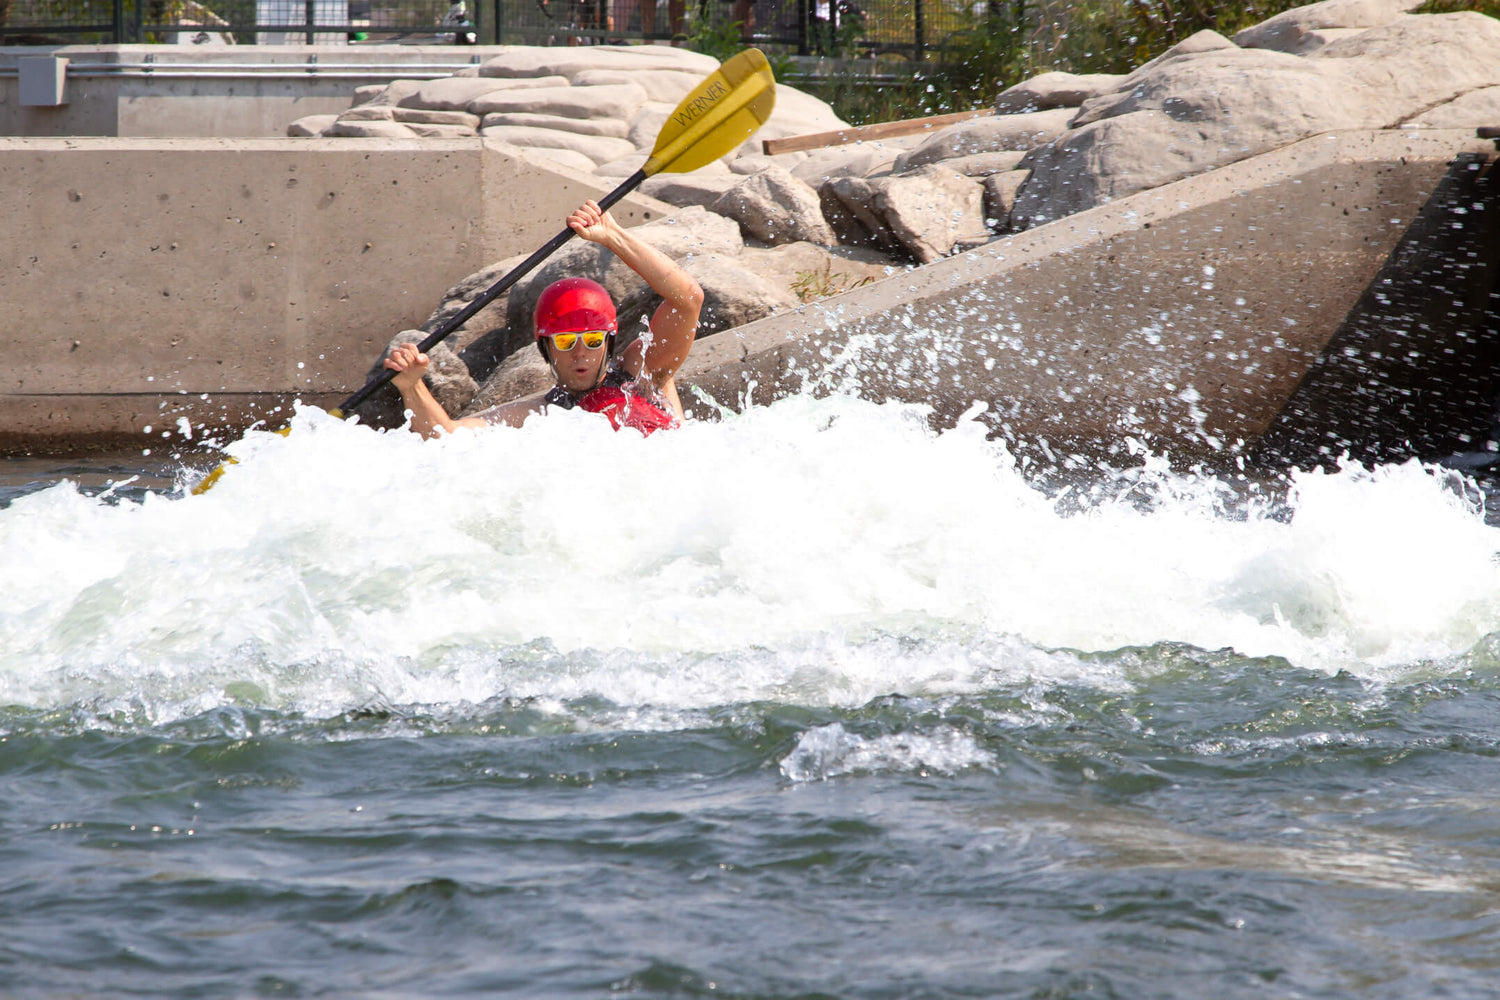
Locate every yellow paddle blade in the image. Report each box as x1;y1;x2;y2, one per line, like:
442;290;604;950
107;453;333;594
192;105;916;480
189;424;291;496
643;48;776;177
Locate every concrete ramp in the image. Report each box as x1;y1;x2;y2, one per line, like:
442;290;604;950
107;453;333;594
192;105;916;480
679;128;1498;470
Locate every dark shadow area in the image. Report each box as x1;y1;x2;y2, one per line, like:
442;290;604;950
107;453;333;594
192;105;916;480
1250;151;1500;471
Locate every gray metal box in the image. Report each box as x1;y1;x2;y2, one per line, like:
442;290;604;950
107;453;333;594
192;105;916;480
19;57;69;106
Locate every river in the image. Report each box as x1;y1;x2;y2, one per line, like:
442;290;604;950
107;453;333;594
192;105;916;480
3;393;1499;998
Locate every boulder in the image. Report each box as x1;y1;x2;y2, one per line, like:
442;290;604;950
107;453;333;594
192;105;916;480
729;151;809;174
1011;110;1231;228
359;79;426;108
350;330;478;430
994;71;1127;113
469;82;649;121
982;170;1029;232
572;68;704;103
460;347;554;418
1125;29;1236;79
478;111;630;138
324;119;418;138
691;253;800;333
287;114;336;137
594;152;651;178
1405;86;1500;128
821;166;987;264
416;253;530;382
1234;0;1425;52
477;125;638;165
709;165;838;247
352;84;385;104
339;105;395;122
641;172;743;209
628;102;676;148
1310;12;1500;116
936;151;1028;177
790;143;885;187
400;76;565;113
392;108;482;128
820;176;889;251
407;122;480;139
892;108;1077;173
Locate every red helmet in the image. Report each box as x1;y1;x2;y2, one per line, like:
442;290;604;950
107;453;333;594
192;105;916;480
533;277;617;339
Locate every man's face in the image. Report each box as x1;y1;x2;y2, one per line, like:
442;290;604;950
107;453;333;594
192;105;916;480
545;331;609;393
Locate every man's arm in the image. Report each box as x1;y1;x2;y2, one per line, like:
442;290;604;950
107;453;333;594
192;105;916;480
567;200;704;389
382;343;492;438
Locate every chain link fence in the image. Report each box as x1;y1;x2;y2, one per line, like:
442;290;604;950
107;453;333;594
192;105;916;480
0;0;977;57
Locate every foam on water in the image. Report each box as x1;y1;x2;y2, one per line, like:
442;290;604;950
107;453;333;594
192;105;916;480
2;393;1497;723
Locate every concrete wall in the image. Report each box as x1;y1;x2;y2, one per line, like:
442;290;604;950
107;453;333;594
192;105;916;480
679;128;1497;468
0;45;497;137
0;135;672;453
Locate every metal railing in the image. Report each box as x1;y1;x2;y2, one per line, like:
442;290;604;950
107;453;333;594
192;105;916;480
0;0;975;58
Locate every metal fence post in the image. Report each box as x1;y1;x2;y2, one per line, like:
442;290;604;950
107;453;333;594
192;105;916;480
112;0;124;42
914;0;924;61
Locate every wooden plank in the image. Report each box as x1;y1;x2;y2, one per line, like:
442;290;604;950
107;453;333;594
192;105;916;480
763;108;996;156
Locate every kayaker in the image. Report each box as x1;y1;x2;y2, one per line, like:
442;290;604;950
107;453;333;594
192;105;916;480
381;198;703;438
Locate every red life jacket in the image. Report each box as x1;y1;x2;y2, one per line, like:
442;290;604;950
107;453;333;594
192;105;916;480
545;361;679;436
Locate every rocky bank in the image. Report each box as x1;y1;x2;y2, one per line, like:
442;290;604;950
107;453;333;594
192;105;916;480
285;0;1500;426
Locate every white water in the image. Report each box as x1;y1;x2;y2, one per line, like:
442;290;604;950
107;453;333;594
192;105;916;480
2;395;1498;721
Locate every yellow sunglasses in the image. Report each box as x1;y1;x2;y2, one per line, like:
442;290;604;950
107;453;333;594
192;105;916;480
547;330;609;352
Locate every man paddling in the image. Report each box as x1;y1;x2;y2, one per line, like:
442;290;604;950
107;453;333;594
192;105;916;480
382;198;703;438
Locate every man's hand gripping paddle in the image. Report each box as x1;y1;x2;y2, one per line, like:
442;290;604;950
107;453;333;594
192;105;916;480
192;48;776;495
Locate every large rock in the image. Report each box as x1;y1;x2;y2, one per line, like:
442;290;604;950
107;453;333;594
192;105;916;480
1011;110;1230;228
628;102;676;148
1406;86;1500;128
641;172;743;209
982;170;1029;232
351;330;478;430
460;347;554;417
938;151;1028;177
338;105;395;122
1310;12;1500;114
287;114;337;137
469;83;649;121
359;79;426;108
393;108;482;128
822;166;987;264
692;254;800;333
400;76;567;112
324;119;418;139
892;108;1077;173
994;71;1127;113
593;152;651;178
572;68;704;103
478;111;630;138
407;122;480;139
477;125;638;165
709;165;838;247
1234;0;1425;52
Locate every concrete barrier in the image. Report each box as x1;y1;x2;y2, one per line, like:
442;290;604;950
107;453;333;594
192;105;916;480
679;128;1498;469
0;135;672;453
0;45;493;138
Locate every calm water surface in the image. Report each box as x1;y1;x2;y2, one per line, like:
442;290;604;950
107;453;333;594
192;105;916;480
3;397;1499;999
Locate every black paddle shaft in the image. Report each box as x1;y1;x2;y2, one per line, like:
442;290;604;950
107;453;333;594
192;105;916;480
337;169;648;415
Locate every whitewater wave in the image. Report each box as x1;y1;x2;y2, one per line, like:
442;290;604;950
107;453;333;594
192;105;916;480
1;394;1497;720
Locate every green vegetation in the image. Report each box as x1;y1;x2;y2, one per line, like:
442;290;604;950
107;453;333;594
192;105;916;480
689;0;1500;127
